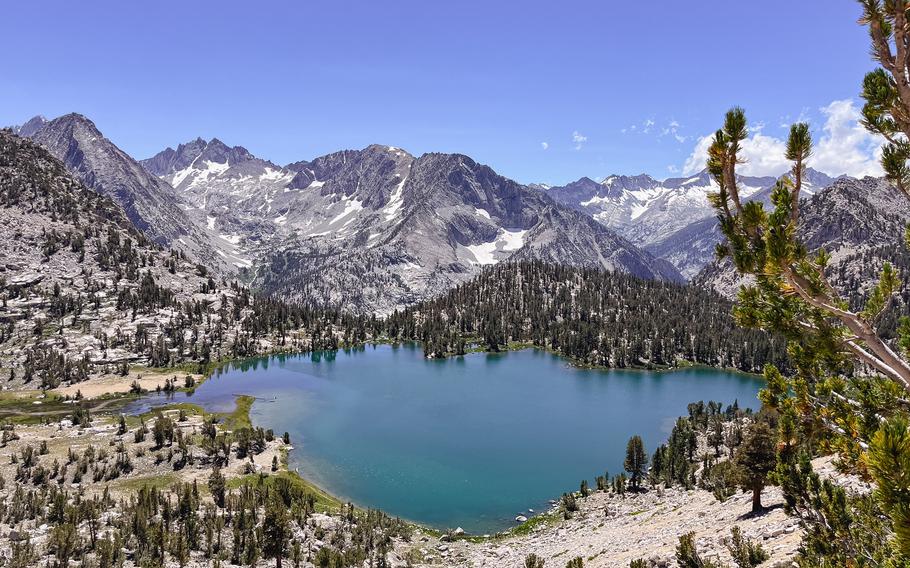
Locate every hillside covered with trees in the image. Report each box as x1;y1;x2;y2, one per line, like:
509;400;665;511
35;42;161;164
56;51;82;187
387;261;788;373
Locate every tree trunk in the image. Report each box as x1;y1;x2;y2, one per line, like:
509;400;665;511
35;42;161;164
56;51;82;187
752;484;762;512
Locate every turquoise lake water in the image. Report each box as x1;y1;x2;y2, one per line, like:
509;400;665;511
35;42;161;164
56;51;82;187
128;344;764;534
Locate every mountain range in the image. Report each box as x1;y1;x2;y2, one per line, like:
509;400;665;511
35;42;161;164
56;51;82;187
9;112;881;313
0;128;374;388
12;115;247;274
696;175;910;309
139;137;684;311
546;167;839;278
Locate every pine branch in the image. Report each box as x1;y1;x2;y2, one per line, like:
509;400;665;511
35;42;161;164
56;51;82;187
783;267;910;392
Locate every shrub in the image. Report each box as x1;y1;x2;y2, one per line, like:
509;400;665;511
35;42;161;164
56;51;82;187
726;526;768;568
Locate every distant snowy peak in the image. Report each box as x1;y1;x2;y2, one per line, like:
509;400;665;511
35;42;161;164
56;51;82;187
747;167;838;204
548;168;833;249
141;137;286;192
549;169;717;240
600;173;661;194
142;137;253;176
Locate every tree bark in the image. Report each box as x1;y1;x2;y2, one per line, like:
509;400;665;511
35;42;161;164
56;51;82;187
752;484;763;513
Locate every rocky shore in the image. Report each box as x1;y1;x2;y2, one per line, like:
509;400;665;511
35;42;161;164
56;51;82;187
401;484;799;567
394;453;869;568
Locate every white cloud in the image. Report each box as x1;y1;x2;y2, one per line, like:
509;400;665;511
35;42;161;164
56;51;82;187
659;119;687;144
779;107;810;129
625;118;687;142
682;135;714;175
810;99;884;177
667;164;680;174
572;131;587;150
681;99;884;178
540;141;549;150
682;131;789;177
739;133;791;177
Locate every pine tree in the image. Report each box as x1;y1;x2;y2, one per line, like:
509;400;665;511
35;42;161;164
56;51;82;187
262;496;291;568
707;415;724;457
624;435;647;491
734;421;776;513
867;417;910;557
208;467;226;508
702;3;910;560
675;532;722;568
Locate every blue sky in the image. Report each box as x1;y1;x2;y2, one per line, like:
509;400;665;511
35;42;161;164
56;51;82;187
1;1;881;184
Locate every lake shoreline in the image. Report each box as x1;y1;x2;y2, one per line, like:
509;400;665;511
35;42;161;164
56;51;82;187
120;344;764;534
380;338;767;378
10;343;766;536
0;387;813;568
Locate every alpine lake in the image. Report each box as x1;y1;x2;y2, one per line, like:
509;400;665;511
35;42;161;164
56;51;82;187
127;343;764;535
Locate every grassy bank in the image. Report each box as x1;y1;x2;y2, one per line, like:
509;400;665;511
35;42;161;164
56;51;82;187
220;395;254;431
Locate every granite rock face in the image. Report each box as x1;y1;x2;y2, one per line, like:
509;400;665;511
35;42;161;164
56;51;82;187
19;114;245;273
547;168;837;279
0;130;268;385
140;139;682;312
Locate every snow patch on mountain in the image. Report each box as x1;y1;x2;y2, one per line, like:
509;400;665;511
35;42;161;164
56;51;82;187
329;197;364;224
465;228;529;265
383;171;410;221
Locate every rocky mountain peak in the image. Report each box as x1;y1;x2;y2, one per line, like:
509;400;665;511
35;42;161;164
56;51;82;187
543;176;602;205
16;112;243;273
142;137;256;178
41;112;101;139
13;115;48;137
785;166;835;191
198;137;254;166
574;176;601;187
601;173;660;192
25;112;183;242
